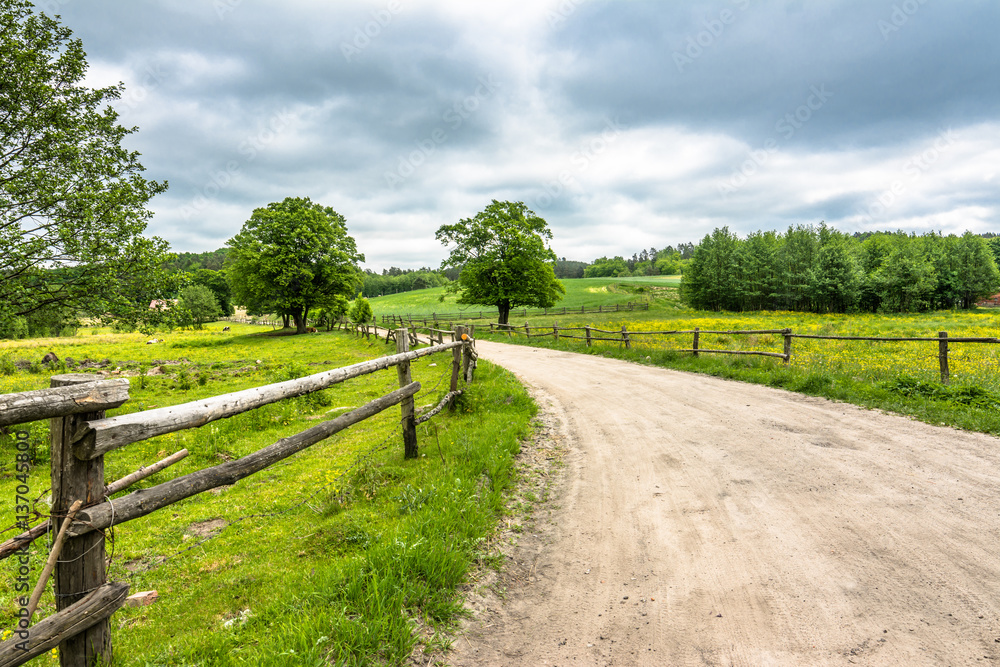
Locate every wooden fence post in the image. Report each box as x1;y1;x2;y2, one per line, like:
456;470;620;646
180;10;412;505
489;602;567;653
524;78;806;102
525;322;530;337
553;322;559;342
622;325;631;349
462;333;475;383
585;326;592;347
451;326;464;400
50;374;115;666
783;328;792;364
939;331;950;384
395;330;418;458
692;327;700;358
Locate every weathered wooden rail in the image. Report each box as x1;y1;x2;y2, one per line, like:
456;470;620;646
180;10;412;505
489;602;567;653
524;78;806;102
0;328;476;667
486;322;998;384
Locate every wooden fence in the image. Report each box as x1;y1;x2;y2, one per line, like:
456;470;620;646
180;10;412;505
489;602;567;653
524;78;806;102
0;328;476;667
380;302;649;328
486;322;999;385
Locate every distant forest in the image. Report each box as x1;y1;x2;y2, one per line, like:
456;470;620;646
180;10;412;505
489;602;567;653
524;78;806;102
681;225;1000;313
162;230;1000;314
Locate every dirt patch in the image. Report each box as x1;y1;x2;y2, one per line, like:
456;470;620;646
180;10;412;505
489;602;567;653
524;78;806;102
185;518;228;540
444;341;1000;666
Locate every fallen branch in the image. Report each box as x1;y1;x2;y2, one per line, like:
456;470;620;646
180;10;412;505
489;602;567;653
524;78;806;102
416;391;463;425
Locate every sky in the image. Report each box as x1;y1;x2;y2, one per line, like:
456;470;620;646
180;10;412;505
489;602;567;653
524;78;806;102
48;0;1000;270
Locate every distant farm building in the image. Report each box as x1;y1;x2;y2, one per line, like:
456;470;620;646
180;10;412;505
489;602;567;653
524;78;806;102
977;294;1000;308
149;299;178;310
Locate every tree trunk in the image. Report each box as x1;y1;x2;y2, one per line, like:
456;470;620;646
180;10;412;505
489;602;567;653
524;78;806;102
497;300;511;325
281;314;290;328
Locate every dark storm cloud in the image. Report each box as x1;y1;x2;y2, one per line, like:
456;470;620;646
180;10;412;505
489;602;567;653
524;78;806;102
41;0;1000;266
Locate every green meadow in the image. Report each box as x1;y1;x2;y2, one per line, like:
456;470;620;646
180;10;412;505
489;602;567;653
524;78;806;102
376;279;1000;437
0;323;535;665
368;275;681;318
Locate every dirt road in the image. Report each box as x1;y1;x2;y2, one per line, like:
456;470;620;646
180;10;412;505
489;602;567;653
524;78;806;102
446;341;1000;666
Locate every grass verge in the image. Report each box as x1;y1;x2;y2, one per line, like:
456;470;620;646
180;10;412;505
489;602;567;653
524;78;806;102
0;323;535;665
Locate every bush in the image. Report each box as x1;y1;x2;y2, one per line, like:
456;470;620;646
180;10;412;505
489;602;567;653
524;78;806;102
349;295;374;324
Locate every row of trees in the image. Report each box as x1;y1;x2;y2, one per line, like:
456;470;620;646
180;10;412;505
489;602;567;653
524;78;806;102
681;225;1000;313
360;268;449;298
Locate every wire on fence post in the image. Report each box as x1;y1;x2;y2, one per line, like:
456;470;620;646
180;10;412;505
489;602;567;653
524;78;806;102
50;373;116;665
693;327;700;358
783;328;792;364
622;325;631;350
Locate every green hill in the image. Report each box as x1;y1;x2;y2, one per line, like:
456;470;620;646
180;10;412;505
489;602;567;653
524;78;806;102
367;276;681;319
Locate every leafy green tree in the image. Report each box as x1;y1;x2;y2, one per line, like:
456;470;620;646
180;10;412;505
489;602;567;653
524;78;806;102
875;236;937;312
349;294;374;324
584;256;631;278
807;225;860;313
315;294;350;330
178;284;221;328
952;232;1000;308
680;227;740;311
436;200;565;324
226;197;363;334
0;2;172;328
191;269;235;316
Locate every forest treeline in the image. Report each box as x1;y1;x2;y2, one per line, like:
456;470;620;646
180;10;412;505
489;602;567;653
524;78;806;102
680;225;1000;313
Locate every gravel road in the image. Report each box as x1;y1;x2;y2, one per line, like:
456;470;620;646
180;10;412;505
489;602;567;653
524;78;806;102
446;341;1000;666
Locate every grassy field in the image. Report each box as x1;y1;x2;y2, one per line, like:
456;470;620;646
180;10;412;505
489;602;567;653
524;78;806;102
0;323;535;665
376;280;1000;437
367;276;681;317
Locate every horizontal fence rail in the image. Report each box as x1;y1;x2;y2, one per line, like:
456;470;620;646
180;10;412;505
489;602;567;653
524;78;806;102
380;302;649;327
0;327;476;667
485;322;997;384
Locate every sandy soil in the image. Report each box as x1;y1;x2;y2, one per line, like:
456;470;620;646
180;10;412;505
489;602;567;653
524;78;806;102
446;341;1000;666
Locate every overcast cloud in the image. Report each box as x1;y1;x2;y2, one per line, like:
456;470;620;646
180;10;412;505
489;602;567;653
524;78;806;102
49;0;1000;269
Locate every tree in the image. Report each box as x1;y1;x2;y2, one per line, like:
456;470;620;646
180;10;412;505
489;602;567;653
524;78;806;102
191;269;234;316
226;197;363;334
349;294;373;324
436;200;564;325
178;284;221;328
0;2;173;328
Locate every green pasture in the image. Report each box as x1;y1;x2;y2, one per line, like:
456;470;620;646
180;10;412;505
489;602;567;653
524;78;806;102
0;323;535;665
368;276;681;319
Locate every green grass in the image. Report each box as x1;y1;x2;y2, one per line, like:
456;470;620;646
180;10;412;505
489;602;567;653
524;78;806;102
368;276;681;319
0;323;535;665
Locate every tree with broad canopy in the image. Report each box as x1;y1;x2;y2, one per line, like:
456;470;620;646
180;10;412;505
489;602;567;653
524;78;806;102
226;197;363;334
0;1;174;333
436;200;564;325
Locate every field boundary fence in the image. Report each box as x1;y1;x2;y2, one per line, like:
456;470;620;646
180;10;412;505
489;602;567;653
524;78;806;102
380;302;649;328
484;322;999;385
0;327;477;667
